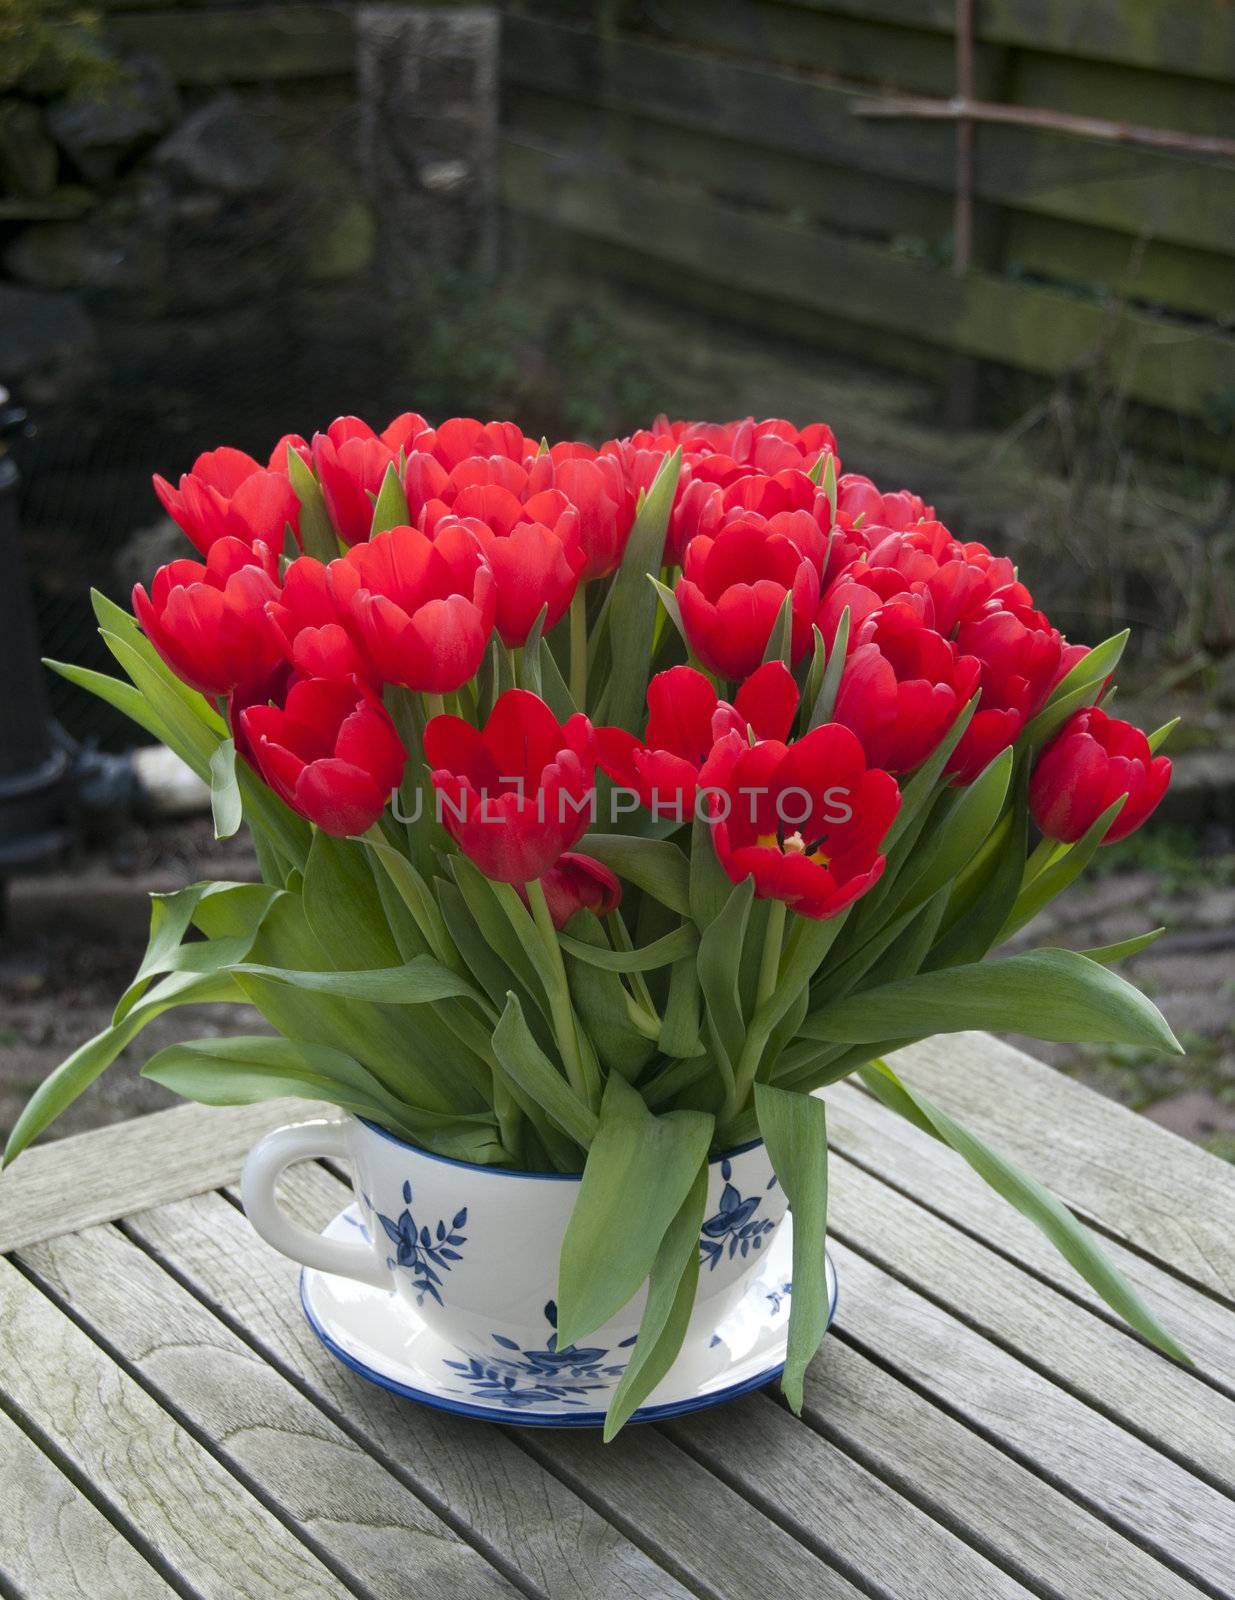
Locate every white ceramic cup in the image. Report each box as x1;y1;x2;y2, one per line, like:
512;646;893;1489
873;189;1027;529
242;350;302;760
241;1113;788;1354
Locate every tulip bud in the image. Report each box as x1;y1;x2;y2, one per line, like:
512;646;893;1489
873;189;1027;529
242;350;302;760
1030;707;1171;845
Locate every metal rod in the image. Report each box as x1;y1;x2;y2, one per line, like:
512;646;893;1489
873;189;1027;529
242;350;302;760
952;0;974;277
853;93;1235;162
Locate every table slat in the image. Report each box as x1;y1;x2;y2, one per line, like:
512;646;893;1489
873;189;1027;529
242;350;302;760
800;1337;1203;1600
889;1035;1235;1301
824;1079;1235;1396
0;1099;326;1254
0;1404;175;1600
0;1257;356;1600
124;1174;699;1600
16;1224;515;1600
831;1242;1235;1598
662;1394;1034;1599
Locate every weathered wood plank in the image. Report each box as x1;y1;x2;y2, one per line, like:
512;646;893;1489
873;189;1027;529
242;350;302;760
662;1393;1034;1599
0;1258;352;1599
799;1334;1203;1600
0;1097;325;1253
105;5;355;84
0;1404;175;1600
827;1149;1235;1492
501;139;1235;419
17;1224;515;1600
829;1241;1235;1598
887;1033;1235;1302
125;1171;698;1600
823;1078;1235;1396
502;18;1235;258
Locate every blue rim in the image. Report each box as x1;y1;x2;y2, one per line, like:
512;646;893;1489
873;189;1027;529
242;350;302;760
358;1114;763;1181
299;1246;838;1429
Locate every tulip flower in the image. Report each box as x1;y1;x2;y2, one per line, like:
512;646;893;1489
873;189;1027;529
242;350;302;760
596;662;799;820
133;537;284;696
699;723;900;920
855;523;1023;637
833;602;981;773
328;523;495;693
444;501;584;648
519;852;622;929
1030;707;1170;845
544;447;636;580
426;689;596;883
153;444;301;558
957;597;1063;721
266;556;372;684
836;473;934;532
676;516;821;679
312;413;429;546
240;677;406;837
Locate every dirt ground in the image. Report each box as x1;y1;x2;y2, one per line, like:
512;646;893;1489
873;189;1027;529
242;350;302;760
1;816;1233;1161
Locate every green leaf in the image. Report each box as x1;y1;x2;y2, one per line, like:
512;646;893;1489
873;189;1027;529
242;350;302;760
890;746;1012;915
583;833;691;917
819;451;838;522
858;1059;1189;1363
209;738;243;840
597;448;682;731
235;762;312;876
369;461;410;537
927;781;1027;967
755;1084;830;1411
557;923;697;972
561;914;659;1084
100;630;222;781
603;1163;708;1438
537;633;576;722
519;603;551;698
364;834;456;969
649;575;689;651
286;445;340;561
762;590;794;667
556;1073;713;1348
696;877;754;1082
688;811;733;928
491;992;597;1152
230;958;482;1006
881;695;977;853
803;948;1182;1053
1082;928;1164;965
1147;718;1179;754
997;796;1125;943
304;830;402;971
659;956;705;1058
2;967;243;1166
91;590;227;732
807;608;849;729
45;658;172;746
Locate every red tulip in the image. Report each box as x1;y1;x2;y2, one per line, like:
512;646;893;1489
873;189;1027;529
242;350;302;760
854;523;1023;636
133;537;284;696
836;474;934;532
312;413;429;546
956;597;1063;721
443;501;584;648
1030;707;1170;845
328;523;495;693
833;602;981;773
946;707;1027;787
817;575;928;650
676;516;821;679
266;556;372;684
699;723;900;920
153;445;300;558
240;676;406;837
520;851;622;929
426;689;595;883
596;661;799;821
544;447;636;580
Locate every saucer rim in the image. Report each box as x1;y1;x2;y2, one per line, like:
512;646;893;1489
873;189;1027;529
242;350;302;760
300;1206;838;1428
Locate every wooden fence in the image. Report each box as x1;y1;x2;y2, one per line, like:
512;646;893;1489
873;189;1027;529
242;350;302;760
499;1;1235;432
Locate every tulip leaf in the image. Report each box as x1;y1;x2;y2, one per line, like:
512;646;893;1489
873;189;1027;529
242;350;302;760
598;447;682;732
890;746;1012;916
557;923;697;972
762;590;794;667
858;1057;1188;1363
819;451;838;522
235;762;312;876
688;811;734;928
230;958;482;1006
1043;628;1128;713
2;966;243;1166
997;795;1125;943
798;625;826;737
755;1084;830;1412
560;914;659;1083
603;1162;708;1438
1147;717;1179;754
304;830;403;971
91;589;228;731
209;738;243;840
582;833;691;918
520;604;550;697
1082;927;1164;965
659;956;705;1058
369;461;410;537
802;947;1182;1053
536;634;576;721
45;658;173;747
928;782;1028;966
556;1072;713;1348
491;992;597;1152
99;630;222;781
807;607;850;729
697;876;754;1085
649;575;689;651
881;695;978;853
113;879;274;1025
286;445;341;561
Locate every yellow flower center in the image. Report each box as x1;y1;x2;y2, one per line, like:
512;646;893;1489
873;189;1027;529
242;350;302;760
757;829;830;865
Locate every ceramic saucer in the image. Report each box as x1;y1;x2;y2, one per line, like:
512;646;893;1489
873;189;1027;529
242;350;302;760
301;1204;838;1427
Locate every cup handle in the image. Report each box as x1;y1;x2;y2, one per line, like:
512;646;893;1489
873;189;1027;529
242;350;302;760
240;1119;391;1290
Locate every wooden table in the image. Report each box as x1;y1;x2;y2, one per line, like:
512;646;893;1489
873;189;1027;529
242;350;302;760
3;1030;1233;1600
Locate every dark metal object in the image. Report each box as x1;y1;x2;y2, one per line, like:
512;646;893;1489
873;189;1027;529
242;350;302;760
0;387;72;891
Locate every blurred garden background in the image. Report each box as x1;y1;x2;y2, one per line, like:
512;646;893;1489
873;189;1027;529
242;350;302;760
1;0;1232;1151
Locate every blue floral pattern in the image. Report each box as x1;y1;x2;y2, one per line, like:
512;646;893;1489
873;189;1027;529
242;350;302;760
699;1159;777;1270
443;1301;637;1409
367;1181;467;1307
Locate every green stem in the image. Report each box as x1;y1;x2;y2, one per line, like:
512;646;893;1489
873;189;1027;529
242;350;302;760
722;898;788;1129
1024;835;1063;885
569;586;588;709
425;692;446;721
525;877;600;1110
755;898;788;1012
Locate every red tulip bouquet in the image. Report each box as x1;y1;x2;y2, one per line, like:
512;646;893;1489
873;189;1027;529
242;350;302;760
6;412;1184;1430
